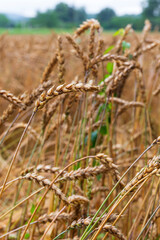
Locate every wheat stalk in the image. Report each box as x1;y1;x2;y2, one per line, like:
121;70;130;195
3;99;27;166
0;90;25;109
23;173;69;205
73;19;101;38
57;36;65;83
34;81;100;111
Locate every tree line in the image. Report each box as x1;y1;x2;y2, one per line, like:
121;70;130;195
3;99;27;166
29;3;87;28
0;0;160;30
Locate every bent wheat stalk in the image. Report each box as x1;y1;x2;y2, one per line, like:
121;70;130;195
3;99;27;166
81;137;160;240
34;81;100;111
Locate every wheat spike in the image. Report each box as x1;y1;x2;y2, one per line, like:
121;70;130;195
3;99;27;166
23;173;69;205
74;19;100;38
34;81;100;111
0;90;25;109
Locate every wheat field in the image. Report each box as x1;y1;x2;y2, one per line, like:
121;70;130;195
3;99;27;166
0;19;160;240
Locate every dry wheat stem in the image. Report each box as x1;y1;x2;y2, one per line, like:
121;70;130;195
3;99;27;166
0;112;20;146
81;138;159;240
91;175;152;240
92;159;160;240
97;95;134;105
136;204;160;240
120;155;160;196
153;85;160;96
103;178;148;240
128;179;154;237
0;177;21;191
0;187;44;220
0;223;36;239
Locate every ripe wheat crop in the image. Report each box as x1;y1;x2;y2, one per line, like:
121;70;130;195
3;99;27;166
0;19;160;240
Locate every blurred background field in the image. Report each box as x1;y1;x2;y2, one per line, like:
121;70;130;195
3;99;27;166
0;28;74;35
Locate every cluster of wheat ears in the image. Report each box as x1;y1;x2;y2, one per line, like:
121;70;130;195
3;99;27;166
0;19;160;240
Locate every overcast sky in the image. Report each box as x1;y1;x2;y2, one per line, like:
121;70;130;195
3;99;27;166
0;0;142;17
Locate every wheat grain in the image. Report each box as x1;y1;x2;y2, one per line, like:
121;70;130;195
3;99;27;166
40;54;58;83
23;173;69;205
102;224;126;240
34;81;100;111
57;36;65;83
74;19;100;38
0;90;25;109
